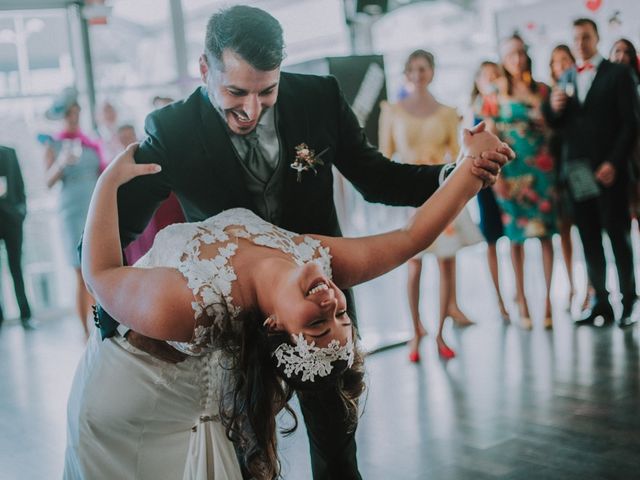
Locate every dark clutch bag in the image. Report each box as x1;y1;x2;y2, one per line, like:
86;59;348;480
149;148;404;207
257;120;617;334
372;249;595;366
566;158;600;202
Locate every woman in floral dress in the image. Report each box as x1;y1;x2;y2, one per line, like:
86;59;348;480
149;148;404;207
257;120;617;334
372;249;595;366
493;35;556;330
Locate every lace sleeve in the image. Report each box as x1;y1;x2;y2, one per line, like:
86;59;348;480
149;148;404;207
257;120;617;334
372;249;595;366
167;227;242;356
297;235;333;279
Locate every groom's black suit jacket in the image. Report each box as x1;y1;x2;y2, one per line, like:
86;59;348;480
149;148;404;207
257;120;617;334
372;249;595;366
99;72;445;338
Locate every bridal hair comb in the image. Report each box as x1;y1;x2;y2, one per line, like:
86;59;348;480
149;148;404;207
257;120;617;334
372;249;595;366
273;333;354;382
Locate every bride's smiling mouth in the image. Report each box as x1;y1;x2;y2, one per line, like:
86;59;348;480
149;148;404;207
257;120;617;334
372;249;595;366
306;278;329;297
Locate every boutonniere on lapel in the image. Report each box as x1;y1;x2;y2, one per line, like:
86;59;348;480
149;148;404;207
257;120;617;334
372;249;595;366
291;143;328;182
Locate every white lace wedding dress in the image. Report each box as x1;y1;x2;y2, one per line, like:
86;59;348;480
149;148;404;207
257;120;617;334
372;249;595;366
64;208;332;480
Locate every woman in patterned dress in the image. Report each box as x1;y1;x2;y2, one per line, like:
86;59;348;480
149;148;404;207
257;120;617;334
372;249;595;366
493;35;556;329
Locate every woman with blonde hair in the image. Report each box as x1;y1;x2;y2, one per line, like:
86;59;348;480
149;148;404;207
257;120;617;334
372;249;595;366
379;50;483;360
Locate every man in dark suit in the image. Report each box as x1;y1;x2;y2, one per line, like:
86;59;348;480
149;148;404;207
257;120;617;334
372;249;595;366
0;146;34;329
543;18;640;328
93;6;512;479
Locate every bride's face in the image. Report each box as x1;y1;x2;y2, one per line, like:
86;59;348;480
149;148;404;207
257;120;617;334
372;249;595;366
270;262;353;348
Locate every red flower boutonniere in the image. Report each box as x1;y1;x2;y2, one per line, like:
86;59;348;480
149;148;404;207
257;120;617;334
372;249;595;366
291;143;328;182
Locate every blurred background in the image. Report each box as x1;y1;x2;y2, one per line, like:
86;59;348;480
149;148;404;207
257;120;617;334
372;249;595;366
1;0;638;347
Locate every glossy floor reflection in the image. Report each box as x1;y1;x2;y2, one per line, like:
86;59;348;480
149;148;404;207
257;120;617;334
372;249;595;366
278;312;640;479
1;237;639;479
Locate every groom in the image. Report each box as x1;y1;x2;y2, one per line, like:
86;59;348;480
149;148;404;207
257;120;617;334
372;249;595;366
95;6;512;479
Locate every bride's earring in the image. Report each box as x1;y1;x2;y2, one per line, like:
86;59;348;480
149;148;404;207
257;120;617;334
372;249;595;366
263;315;277;331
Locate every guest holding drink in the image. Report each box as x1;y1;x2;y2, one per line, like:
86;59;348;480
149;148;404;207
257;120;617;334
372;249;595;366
44;88;101;336
548;44;589;310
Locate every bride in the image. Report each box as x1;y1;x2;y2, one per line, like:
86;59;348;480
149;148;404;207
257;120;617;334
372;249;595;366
64;127;504;479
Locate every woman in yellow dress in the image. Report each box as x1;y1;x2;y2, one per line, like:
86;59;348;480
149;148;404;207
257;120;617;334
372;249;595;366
379;50;482;361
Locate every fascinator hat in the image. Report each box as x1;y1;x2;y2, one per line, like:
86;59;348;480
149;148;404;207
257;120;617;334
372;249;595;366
45;87;79;120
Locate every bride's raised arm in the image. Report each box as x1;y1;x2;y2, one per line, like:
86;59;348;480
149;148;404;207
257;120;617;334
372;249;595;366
81;144;195;341
315;129;500;289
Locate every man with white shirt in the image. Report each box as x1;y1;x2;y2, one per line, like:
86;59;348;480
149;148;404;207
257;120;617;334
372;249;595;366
543;18;640;327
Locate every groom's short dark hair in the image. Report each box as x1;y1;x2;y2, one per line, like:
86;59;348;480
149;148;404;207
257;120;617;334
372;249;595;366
205;5;285;71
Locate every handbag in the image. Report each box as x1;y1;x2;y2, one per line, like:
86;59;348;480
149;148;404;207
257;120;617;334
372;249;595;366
566;158;600;202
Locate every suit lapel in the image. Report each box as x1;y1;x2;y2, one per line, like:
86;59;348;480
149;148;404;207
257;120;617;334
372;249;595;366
275;75;312;209
196;87;253;207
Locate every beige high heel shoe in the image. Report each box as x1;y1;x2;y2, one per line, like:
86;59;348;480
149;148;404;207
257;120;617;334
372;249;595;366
520;316;533;330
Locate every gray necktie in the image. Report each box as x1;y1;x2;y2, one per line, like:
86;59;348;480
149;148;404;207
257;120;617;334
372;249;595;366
242;130;273;183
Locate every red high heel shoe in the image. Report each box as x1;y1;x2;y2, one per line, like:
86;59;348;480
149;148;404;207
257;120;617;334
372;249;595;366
409;350;421;363
437;343;456;359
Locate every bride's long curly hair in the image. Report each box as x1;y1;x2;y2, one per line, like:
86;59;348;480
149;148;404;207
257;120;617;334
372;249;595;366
213;307;366;479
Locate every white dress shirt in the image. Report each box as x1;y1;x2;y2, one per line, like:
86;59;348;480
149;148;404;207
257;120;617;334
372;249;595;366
576;52;603;104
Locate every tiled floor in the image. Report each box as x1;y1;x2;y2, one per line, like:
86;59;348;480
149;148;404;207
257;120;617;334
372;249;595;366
1;235;639;479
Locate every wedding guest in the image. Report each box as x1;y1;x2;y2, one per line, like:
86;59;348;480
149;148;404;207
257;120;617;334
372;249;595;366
0;146;33;330
116;124;138;150
97;101;121;167
609;38;640;83
470;60;510;322
549;44;586;309
44;87;101;336
543;18;640;327
379;50;482;361
494;35;555;329
609;38;640;233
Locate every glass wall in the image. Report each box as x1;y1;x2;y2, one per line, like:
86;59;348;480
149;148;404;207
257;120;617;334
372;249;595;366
0;9;74;316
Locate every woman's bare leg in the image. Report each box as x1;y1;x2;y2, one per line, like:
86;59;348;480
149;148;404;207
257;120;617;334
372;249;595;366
558;219;575;308
446;256;474;326
487;242;509;321
436;258;455;357
407;258;427;358
541;237;554;328
511;242;531;329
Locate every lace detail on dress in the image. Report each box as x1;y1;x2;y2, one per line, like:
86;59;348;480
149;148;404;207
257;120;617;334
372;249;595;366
136;208;332;356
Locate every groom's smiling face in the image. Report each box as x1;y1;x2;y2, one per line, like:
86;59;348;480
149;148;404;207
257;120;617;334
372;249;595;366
200;49;280;135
